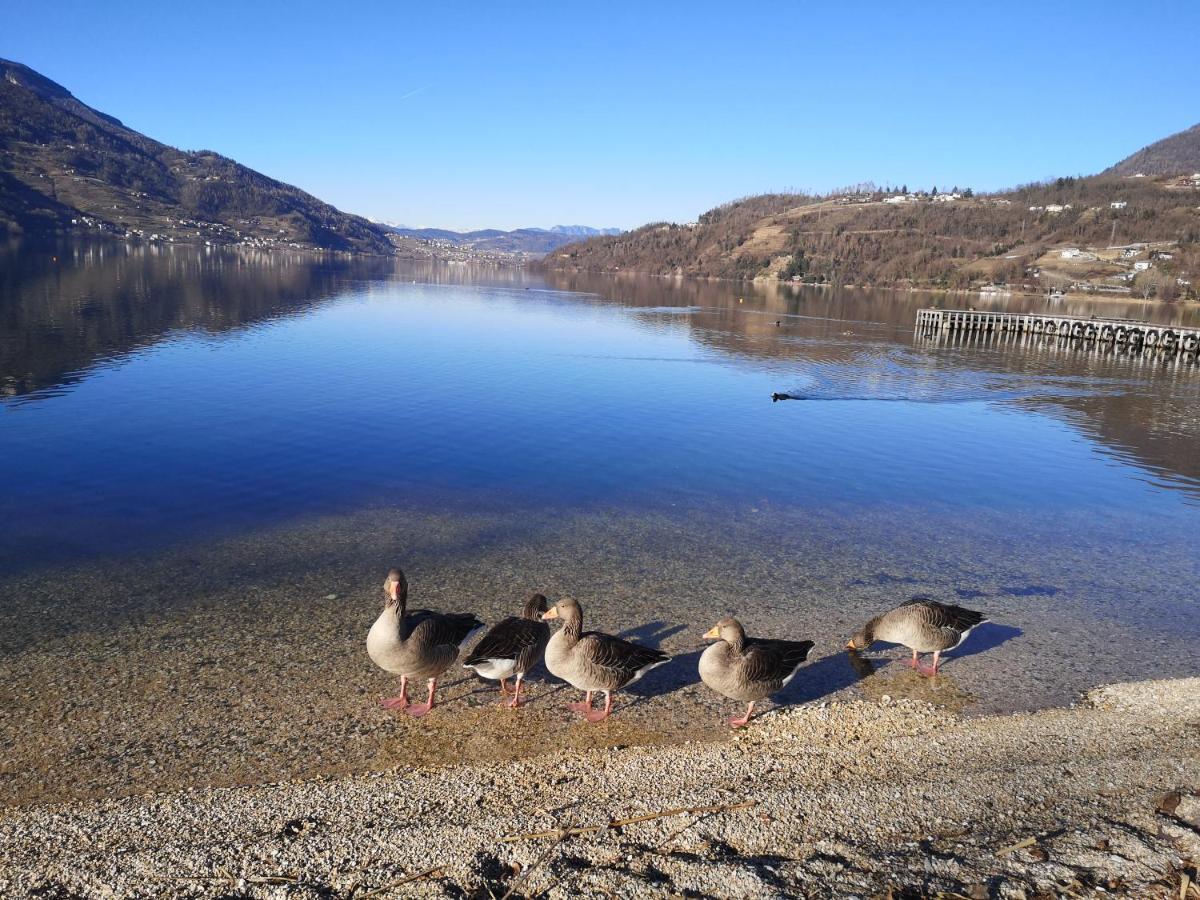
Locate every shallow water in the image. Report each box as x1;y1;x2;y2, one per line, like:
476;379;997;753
1;242;1198;804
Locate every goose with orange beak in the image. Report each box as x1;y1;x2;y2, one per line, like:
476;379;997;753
699;617;814;728
366;567;484;717
541;598;669;722
847;598;986;676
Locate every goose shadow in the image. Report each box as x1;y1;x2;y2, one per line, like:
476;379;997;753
610;620;693;702
616;620;688;647
773;650;875;707
943;622;1022;661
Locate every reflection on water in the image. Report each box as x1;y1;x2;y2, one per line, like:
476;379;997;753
1;242;1199;575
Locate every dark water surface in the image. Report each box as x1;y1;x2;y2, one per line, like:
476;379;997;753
1;242;1198;803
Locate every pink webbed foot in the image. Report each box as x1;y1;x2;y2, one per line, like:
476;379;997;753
567;702;590;713
380;695;409;710
584;707;610;723
915;664;940;677
405;702;433;718
728;702;755;729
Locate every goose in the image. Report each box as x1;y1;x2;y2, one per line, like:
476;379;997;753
847;598;986;676
541;597;669;722
462;593;551;708
699;617;814;728
366;567;484;717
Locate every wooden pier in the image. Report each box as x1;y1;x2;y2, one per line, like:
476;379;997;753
915;308;1200;354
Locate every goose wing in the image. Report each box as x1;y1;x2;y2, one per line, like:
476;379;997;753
741;638;814;687
899;599;987;632
409;609;485;650
578;631;669;681
464;617;547;666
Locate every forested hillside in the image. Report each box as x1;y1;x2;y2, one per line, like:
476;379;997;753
0;59;393;253
547;174;1200;299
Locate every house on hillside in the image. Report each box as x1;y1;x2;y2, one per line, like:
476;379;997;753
883;194;915;204
1133;261;1152;271
1110;201;1127;209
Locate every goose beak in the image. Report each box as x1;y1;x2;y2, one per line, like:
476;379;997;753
703;625;720;639
845;640;857;650
541;607;560;621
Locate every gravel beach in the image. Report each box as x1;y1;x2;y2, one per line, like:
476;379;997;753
2;677;1197;898
3;501;1199;811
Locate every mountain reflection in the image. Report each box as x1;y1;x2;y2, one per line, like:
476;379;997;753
0;241;398;400
545;270;1200;498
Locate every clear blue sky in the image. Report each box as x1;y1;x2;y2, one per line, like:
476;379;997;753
4;0;1198;230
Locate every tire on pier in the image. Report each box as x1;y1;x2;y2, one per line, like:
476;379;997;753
1145;330;1159;347
1084;324;1098;340
1160;330;1177;350
1100;326;1115;342
1046;322;1059;335
1184;334;1199;353
1071;323;1085;338
1033;320;1045;333
1114;327;1127;343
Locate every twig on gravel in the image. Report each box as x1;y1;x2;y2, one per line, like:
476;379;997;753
357;866;443;898
995;836;1038;856
499;832;568;900
501;800;756;842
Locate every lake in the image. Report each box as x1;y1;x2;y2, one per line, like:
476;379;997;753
1;241;1198;805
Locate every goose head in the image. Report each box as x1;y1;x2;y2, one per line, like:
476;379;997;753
703;617;746;646
847;617;878;650
541;596;581;624
523;592;550;620
383;567;408;610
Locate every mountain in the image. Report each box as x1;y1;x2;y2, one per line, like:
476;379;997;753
1105;122;1200;177
550;225;622;236
383;224;622;255
0;59;393;254
545;175;1199;298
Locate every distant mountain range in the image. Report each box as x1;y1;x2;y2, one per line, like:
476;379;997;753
0;58;393;253
379;224;622;255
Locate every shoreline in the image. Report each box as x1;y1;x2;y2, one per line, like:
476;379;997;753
2;676;1197;898
3;501;1199;811
542;264;1200;309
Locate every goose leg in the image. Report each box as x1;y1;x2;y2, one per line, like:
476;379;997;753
568;690;593;714
584;692;613;723
905;649;922;670
729;701;755;728
498;676;511;698
506;674;525;709
405;678;437;717
916;651;941;677
380;675;409;710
